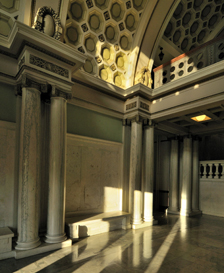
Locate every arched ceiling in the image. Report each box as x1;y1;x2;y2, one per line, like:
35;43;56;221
63;0;224;88
64;0;148;89
154;0;224;67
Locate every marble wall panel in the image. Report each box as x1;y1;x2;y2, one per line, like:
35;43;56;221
200;181;224;217
66;134;123;216
82;146;102;210
0;121;16;229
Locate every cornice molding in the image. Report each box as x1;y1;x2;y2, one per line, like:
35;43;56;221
0;21;86;70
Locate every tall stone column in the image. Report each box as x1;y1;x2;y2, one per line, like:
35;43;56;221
168;138;180;214
180;137;192;216
129;117;143;226
192;137;201;214
45;90;68;243
143;123;154;223
122;120;131;213
16;84;41;250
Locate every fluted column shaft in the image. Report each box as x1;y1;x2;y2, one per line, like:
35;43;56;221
143;125;154;222
45;96;67;243
168;139;179;214
129;119;143;225
16;87;41;250
192;138;201;213
180;137;192;216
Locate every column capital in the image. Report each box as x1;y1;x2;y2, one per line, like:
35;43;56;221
130;115;144;124
168;136;180;141
143;119;156;128
16;74;48;96
51;86;72;100
122;119;131;126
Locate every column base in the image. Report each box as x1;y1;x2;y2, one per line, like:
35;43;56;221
192;210;202;216
132;219;158;229
45;233;67;244
15;239;72;259
15;238;41;250
143;216;154;222
180;209;202;217
168;208;180;215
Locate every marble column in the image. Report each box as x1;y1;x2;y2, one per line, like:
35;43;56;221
143;124;154;223
14;93;22;229
180;137;192;216
129;117;143;226
45;95;67;243
16;86;41;250
192;138;201;214
122;120;131;213
168;139;180;214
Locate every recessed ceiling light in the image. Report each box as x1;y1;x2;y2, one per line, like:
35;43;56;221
191;114;211;122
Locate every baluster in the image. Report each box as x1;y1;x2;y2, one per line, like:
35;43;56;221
214;163;219;179
200;163;204;178
206;163;211;178
219;163;223;179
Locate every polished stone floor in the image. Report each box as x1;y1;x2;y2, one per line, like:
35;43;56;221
1;213;224;273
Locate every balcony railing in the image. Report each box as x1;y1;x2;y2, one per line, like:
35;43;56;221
153;36;224;89
200;160;224;181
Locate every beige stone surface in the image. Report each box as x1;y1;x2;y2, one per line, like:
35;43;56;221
66;134;123;216
0;122;16;229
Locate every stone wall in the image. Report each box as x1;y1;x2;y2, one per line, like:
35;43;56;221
0;121;16;230
66;134;123;216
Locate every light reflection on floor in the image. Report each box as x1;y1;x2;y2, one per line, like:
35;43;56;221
2;213;224;273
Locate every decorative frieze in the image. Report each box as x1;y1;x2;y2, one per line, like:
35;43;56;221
30;55;69;78
18;56;25;71
126;101;137;110
124;96;151;123
140;102;149;111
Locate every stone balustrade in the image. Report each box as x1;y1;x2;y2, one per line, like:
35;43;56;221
153;36;224;88
200;160;224;180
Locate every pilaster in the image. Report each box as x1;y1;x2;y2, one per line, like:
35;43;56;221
142;121;155;223
129;115;143;227
192;137;202;215
168;138;180;215
180;136;193;217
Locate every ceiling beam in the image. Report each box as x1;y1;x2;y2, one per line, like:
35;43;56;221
203;110;221;121
157;120;189;135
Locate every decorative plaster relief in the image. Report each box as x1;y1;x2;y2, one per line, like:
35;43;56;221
126;101;137;110
140;101;149;111
30;54;69;78
33;6;62;40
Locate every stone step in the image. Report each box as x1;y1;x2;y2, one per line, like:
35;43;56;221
65;211;131;240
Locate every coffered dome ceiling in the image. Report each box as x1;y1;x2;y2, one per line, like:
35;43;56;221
64;0;146;88
154;0;224;66
64;0;224;87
